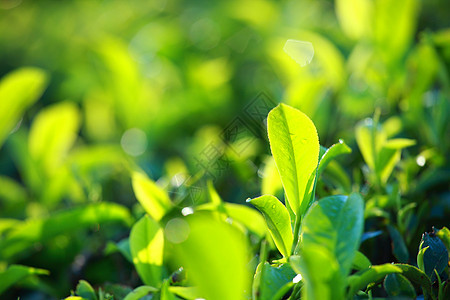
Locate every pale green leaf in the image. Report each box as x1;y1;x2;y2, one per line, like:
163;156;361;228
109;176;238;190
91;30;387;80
132;172;172;221
247;195;293;257
267;104;319;216
28;101;81;172
173;213;251;300
129;215;164;287
168;286;202;300
0;68;48;148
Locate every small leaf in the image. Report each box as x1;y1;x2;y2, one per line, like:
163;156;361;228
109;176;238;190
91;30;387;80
76;280;97;300
161;280;177;300
132;172;172;221
123;286;158;300
384;273;416;298
247;195;293;257
129;215;164;287
222;203;267;238
267;103;320;216
352;251;372;271
317;139;352;176
435;227;450;258
0;264;49;295
255;262;296;300
347;264;402;296
384;138;416;149
0;68;49;148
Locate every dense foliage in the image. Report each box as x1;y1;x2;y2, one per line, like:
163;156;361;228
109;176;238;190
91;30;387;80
0;0;449;299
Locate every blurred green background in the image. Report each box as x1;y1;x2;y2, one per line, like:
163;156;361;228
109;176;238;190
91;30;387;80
0;0;449;298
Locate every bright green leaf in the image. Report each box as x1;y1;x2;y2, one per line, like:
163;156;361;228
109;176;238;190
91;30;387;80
168;286;202;300
255;262;296;300
129;215;164;287
132;172;172;221
347;264;402;296
247;195;293;257
267;103;319;216
0;68;48;148
352;251;372;271
317;139;352;176
290;246;342;300
0;264;49;295
123;286;158;300
173;213;251;300
28;101;81;172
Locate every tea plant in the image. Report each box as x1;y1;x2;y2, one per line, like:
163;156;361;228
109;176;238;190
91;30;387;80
53;104;448;299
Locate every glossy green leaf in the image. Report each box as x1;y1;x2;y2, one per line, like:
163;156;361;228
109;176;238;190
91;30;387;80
301;193;364;278
384;273;416;298
317;139;352;176
0;68;48;148
0;202;131;261
123;286;158;300
352;251;372;271
173;213;251;300
267;103;319;216
0;264;49;295
254;262;296;300
75;280;97;300
132;172;172;221
393;264;433;299
129;215;164;287
347;264;402;296
28;101;81;172
247;195;293;257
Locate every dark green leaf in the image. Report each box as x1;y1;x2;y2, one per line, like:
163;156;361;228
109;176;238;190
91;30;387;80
384;273;416;298
419;232;449;282
76;280;97;300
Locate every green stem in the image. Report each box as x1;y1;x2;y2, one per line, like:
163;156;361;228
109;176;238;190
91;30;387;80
291;213;301;255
